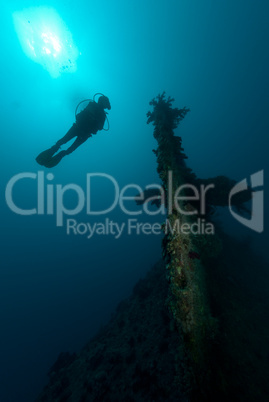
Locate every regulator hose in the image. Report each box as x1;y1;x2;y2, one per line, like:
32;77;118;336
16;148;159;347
75;99;92;118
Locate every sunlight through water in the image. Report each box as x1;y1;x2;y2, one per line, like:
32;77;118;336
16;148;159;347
13;6;79;78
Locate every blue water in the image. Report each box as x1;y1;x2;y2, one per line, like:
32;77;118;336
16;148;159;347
0;1;268;401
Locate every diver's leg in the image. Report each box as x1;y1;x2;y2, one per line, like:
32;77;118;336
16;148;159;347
36;125;82;167
43;124;79;158
43;135;89;167
56;124;78;147
65;135;88;155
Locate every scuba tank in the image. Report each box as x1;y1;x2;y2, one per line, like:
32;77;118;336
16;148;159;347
75;93;110;131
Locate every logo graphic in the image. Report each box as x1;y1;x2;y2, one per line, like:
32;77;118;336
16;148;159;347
5;170;264;237
229;170;264;233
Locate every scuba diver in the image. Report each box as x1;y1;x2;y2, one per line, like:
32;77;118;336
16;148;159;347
36;94;111;168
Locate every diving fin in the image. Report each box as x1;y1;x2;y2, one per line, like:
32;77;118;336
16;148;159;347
36;145;60;166
42;151;67;168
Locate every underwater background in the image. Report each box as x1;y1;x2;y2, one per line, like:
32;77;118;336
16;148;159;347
0;0;268;401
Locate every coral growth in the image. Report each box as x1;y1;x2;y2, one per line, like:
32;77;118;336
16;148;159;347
146;93;218;395
145;93;253;397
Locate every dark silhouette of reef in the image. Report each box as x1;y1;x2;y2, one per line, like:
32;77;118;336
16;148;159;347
37;261;188;402
36;235;269;401
37;94;269;401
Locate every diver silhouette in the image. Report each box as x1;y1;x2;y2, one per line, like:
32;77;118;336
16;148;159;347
36;94;111;168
